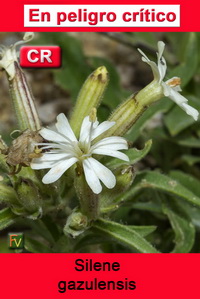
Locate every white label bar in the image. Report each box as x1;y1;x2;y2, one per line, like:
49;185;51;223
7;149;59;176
24;5;180;27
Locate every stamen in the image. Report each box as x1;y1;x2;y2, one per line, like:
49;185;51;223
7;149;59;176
167;77;181;87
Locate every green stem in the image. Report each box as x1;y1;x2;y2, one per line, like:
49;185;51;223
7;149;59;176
74;165;99;221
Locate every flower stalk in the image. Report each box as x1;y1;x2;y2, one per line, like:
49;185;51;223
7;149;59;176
16;178;42;218
75;164;99;220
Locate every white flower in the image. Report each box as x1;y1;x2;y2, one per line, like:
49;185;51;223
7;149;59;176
138;41;199;121
0;32;34;80
31;113;129;194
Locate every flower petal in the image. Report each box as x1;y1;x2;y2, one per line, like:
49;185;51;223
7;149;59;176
87;158;116;189
31;160;58;170
83;159;102;194
31;153;73;169
91;121;115;140
181;103;199;121
39;128;68;143
79;116;98;143
56;113;77;142
138;48;160;81
91;136;128;151
36;153;73;161
162;82;199;121
157;41;167;82
92;148;129;162
42;157;78;184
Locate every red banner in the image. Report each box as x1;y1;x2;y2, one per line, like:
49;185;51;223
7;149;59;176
0;253;198;298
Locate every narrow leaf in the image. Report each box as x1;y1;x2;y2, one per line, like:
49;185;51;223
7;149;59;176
75;225;156;252
93;218;159;253
162;203;195;253
121;171;200;208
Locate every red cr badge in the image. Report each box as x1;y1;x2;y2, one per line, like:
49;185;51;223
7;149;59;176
20;46;61;68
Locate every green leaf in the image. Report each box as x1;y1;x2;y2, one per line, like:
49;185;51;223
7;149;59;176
181;155;200;166
128;225;157;237
169;33;198;87
169;170;200;198
93;218;159;253
162;201;195;253
176;135;200;148
0;208;17;231
107;139;152;168
164;96;200;136
26;218;57;244
121;171;200;208
75;225;156;252
24;236;54;253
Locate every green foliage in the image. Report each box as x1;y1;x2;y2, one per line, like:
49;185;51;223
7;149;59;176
0;208;17;231
93;218;159;253
0;32;200;253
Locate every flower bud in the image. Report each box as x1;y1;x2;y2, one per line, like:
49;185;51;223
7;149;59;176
16;178;42;219
63;209;88;238
0;182;19;205
70;66;109;136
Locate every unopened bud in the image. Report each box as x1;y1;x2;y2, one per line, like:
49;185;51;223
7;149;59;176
63;209;88;238
0;182;19;205
70;66;109;136
16;178;42;218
